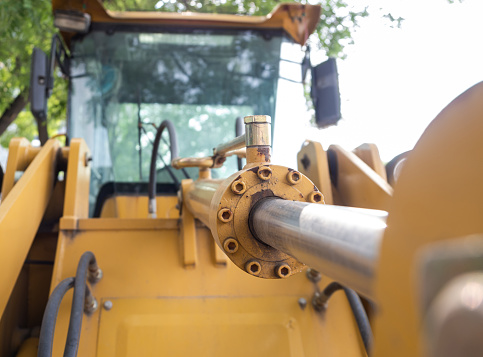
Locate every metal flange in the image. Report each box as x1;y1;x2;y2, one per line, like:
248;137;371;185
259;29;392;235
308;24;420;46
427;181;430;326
208;164;324;279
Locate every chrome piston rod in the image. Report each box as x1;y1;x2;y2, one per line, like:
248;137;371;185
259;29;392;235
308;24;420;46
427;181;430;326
250;198;386;300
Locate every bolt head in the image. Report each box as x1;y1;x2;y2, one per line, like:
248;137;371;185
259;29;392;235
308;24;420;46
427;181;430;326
244;115;271;124
257;166;272;181
84;297;98;314
223;238;239;253
245;260;261;276
217;208;233;223
276;264;292;278
308;191;324;204
306;268;322;283
287;170;301;185
231;180;247;195
103;300;113;311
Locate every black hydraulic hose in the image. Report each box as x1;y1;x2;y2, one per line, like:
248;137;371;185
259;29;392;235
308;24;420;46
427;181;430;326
148;120;179;216
320;282;373;354
37;278;75;357
63;252;100;357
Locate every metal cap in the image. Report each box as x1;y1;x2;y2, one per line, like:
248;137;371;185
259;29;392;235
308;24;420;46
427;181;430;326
244;115;271;124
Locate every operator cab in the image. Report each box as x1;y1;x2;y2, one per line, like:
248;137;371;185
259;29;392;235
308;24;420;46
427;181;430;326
49;1;322;216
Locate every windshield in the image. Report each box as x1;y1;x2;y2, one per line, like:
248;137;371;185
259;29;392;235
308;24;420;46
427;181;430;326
69;28;284;215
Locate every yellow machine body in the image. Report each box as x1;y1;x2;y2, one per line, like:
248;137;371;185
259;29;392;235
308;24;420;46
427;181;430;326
2;1;483;356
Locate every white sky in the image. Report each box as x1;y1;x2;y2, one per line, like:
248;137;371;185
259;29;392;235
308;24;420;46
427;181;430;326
298;0;483;162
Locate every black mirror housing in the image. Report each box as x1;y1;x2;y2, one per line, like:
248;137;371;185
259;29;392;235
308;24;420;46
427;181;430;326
30;48;48;121
311;58;341;128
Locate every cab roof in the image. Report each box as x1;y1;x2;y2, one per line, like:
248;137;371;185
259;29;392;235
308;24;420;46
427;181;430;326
52;0;321;47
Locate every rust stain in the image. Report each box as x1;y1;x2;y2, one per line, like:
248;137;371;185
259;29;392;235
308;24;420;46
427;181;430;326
249;189;276;211
248;166;259;173
257;146;271;162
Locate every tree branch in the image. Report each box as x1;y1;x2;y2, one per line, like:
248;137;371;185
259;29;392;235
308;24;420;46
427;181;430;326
0;91;29;136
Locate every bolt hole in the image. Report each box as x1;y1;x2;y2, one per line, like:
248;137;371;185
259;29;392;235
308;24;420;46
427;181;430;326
218;208;233;222
308;192;323;204
260;169;270;179
246;260;261;275
257;167;272;181
250;263;260;273
276;264;291;278
223;238;238;253
287;171;301;185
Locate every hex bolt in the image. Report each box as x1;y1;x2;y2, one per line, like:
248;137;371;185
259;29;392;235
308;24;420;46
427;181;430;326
245;260;262;276
223;238;239;253
88;267;103;284
287;170;301;185
257;166;272;181
306;268;322;283
312;291;329;312
276;263;292;278
84;296;98;315
308;191;324;203
217;208;233;222
231;180;247;195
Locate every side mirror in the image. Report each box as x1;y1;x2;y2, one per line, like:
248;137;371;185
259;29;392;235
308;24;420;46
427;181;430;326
311;58;341;128
30;48;48;122
29;36;70;145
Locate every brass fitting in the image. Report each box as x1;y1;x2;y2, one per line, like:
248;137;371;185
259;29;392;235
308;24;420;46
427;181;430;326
244;115;271;165
244;115;271;147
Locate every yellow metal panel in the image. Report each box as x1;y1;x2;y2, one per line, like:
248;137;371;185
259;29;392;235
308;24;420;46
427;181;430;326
50;224;366;356
373;82;483;356
297;140;333;204
213;242;228;266
328;145;392;210
97;297;305;357
74;218;179;231
1;138;40;199
61;139;90;230
180;180;198;268
0;140;59;317
352;143;387;181
100;196;179;219
15;337;38;357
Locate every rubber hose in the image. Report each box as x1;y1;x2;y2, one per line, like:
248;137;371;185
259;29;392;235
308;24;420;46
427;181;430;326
63;252;98;357
148;120;179;216
322;282;373;354
37;277;75;357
